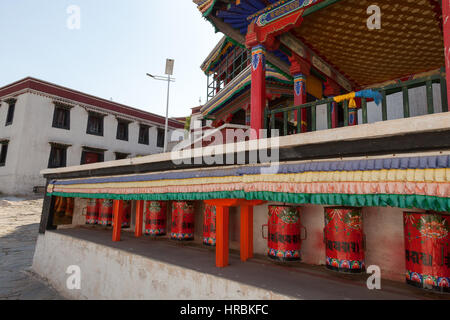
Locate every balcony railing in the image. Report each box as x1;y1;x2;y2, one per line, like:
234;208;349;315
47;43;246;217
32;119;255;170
265;72;448;136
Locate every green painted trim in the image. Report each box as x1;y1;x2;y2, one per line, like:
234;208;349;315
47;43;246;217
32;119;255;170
48;191;450;212
303;0;343;17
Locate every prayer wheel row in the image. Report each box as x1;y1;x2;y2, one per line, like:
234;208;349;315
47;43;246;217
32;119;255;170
264;206;449;293
263;206;365;274
143;201;216;245
53;196;74;225
85;199;131;228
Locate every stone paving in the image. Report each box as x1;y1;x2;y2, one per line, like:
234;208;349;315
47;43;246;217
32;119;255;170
0;197;64;300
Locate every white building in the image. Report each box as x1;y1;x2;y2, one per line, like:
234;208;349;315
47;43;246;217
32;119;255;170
0;77;184;195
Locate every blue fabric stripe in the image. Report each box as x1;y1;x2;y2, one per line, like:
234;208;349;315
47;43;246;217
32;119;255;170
51;155;450;186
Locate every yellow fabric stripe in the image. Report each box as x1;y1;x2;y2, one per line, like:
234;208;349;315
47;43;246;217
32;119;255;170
52;175;243;190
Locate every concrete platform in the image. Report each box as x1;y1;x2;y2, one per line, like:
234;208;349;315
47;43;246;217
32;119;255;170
33;226;450;300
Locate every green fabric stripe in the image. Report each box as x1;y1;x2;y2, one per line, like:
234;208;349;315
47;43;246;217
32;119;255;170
48;191;450;212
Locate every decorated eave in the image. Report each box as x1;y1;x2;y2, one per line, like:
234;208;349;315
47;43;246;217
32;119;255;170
195;0;445;90
201;36;249;75
200;65;293;116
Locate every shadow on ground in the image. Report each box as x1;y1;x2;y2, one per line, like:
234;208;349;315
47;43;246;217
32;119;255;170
0;221;64;300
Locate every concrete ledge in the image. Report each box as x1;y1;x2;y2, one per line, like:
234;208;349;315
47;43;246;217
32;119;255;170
31;227;446;300
31;230;292;300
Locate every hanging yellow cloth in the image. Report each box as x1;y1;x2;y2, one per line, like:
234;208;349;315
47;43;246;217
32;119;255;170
333;92;357;109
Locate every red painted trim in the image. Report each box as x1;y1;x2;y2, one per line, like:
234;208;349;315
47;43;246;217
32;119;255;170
0;77;184;129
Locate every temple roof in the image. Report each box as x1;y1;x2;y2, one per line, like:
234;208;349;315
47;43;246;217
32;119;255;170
194;0;445;89
294;0;444;87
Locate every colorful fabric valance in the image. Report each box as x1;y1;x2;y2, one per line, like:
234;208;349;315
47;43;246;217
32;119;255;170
47;155;450;212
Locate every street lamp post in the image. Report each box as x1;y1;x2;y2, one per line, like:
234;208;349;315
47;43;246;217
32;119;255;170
146;59;175;153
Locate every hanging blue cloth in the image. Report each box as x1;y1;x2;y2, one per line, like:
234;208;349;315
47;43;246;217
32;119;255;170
355;90;382;106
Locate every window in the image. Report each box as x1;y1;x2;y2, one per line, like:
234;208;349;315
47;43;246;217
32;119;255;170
115;152;129;160
86;112;104;136
138;125;149;145
157;128;165;148
5;99;16;126
48;144;68;168
81;148;105;165
52;103;71;130
0;141;9;167
116;119;129;141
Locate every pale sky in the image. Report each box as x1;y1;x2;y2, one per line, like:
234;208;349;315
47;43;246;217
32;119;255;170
0;0;224;118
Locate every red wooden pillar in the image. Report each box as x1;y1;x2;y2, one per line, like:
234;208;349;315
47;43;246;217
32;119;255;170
240;205;253;262
331;102;338;128
444;0;450;105
135;200;144;238
112;200;123;242
216;205;230;268
250;44;266;139
293;74;308;133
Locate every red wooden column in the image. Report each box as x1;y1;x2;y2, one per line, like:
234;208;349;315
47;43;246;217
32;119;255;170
324;79;341;128
135;200;144;238
240;205;253;262
289;55;311;133
293;74;308;132
249;44;266;139
444;0;450;105
216;205;230;268
112;200;123;242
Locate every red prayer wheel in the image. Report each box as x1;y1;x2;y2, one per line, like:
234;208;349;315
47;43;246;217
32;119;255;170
171;201;195;241
65;198;74;217
86;199;99;225
145;201;167;236
404;211;450;293
98;199;113;226
263;205;306;261
324;207;365;273
121;200;132;228
203;204;216;246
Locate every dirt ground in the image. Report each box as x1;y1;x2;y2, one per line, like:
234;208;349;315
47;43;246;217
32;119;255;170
0;196;63;300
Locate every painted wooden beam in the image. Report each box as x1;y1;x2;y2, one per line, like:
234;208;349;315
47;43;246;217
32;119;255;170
112;200;123;242
135;200;144;238
209;16;291;75
240;205;254;262
216;205;230;268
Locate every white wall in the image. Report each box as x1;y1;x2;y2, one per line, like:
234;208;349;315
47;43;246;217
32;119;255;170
0;92;177;195
32;231;292;300
0;94;29;194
